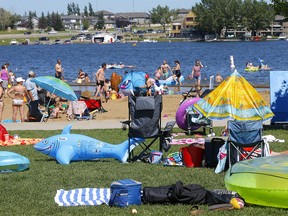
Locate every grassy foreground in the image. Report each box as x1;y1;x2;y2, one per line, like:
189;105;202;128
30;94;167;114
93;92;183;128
0;127;288;216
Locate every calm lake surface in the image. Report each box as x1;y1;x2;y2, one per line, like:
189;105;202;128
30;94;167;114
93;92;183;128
1;40;287;86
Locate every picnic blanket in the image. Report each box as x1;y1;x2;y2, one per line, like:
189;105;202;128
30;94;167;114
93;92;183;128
54;188;111;206
0;138;43;146
170;138;205;145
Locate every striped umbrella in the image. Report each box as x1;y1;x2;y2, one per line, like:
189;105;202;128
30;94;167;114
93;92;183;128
194;70;274;122
31;76;77;101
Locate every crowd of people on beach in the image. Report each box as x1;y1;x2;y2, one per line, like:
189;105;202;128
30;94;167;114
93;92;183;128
0;57;226;122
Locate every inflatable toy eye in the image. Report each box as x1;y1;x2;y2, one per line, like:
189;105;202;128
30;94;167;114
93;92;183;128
44;140;49;145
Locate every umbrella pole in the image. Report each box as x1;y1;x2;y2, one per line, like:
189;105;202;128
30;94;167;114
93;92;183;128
45;89;56;114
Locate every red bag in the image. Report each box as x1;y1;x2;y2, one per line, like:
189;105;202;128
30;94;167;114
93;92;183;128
180;145;204;168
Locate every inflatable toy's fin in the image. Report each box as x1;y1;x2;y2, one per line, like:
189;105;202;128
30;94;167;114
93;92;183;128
61;125;72;135
56;145;75;165
120;138;144;163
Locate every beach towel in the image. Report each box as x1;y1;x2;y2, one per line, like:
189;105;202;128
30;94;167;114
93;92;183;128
0;138;43;146
170;138;205;145
54;188;111;206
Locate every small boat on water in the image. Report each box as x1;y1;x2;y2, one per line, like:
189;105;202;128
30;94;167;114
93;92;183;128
278;33;288;40
91;32;117;43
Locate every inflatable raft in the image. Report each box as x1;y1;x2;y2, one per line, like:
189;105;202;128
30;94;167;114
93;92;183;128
225;155;288;208
0;151;30;173
176;97;201;131
158;75;184;86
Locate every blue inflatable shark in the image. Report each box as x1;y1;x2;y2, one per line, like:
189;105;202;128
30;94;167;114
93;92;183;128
34;125;144;165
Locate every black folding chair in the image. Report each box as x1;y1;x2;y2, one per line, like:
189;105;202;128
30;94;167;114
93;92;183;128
122;95;175;162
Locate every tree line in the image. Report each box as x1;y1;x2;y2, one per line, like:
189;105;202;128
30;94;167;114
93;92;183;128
0;0;287;34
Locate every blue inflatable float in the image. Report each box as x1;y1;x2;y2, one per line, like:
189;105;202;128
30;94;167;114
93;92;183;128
158;75;185;86
0;151;30;173
34;125;144;165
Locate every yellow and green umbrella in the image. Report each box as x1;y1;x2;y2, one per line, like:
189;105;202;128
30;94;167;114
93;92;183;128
194;70;274;121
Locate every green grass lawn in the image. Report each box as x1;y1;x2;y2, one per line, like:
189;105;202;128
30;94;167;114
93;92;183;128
0;127;288;216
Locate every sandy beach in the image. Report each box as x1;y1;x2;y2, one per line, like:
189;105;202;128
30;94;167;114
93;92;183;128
1;89;270;125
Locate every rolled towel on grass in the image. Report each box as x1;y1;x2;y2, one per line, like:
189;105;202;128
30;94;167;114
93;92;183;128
54;188;110;206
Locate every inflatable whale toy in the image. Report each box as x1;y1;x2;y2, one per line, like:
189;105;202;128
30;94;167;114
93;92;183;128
0;151;30;173
34;125;144;165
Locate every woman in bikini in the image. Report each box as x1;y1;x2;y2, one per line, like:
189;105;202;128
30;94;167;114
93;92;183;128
7;77;29;122
0;79;4;122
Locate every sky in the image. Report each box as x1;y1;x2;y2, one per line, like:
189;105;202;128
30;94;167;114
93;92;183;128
0;0;201;16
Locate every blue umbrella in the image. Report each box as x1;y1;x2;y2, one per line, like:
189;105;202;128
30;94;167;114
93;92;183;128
31;76;77;101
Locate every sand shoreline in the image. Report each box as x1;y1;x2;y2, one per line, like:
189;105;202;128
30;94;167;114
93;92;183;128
1;89;270;128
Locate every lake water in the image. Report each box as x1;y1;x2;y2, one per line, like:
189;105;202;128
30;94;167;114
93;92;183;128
1;40;287;86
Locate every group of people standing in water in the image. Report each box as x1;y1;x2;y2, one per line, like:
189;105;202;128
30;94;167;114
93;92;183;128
154;59;205;87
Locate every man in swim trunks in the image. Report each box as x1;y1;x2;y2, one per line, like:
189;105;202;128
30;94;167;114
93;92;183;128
161;60;172;80
94;63;107;99
55;59;63;80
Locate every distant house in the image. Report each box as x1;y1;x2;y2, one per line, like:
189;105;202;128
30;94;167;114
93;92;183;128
61;14;82;30
170;10;197;38
95;10;114;19
15;16;39;30
114;12;150;25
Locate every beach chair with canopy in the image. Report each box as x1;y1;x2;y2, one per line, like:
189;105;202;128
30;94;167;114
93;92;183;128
122;95;175;162
227;120;267;166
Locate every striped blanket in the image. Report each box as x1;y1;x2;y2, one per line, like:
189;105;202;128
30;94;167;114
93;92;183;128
54;188;111;206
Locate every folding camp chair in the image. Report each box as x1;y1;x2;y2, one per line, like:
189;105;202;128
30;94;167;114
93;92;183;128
227;120;267;166
122;95;175;162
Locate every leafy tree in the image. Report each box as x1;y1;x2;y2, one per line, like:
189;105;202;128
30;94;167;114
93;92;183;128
271;0;288;17
84;6;88;17
53;12;64;31
0;8;13;30
88;2;94;16
149;5;178;32
241;0;274;35
193;0;242;36
95;12;105;29
76;4;80;16
82;18;90;30
38;12;48;30
27;11;34;29
67;3;73;15
193;0;274;37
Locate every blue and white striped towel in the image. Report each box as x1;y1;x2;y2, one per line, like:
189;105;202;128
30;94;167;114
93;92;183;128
54;188;111;206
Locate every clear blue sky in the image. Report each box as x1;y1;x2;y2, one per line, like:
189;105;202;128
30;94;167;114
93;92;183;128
0;0;201;16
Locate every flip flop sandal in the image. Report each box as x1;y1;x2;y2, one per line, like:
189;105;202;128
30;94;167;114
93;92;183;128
189;206;204;215
208;203;234;211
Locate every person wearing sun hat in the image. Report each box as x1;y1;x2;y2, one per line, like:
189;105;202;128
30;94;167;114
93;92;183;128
0;78;4;122
7;77;29;122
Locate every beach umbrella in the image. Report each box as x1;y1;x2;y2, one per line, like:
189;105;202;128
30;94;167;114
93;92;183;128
193;70;274;122
31;76;77;101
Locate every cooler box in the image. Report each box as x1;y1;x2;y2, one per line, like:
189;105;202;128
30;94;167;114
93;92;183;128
109;179;142;207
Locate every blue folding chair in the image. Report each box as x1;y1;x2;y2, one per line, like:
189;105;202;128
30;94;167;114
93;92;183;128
227;120;266;166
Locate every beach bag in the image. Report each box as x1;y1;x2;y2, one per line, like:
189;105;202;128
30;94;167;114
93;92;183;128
163;152;183;166
180;145;204;168
109;179;142;207
215;142;228;174
142;181;207;205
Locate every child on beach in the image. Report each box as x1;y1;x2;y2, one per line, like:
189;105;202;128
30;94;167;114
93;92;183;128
50;102;63;119
104;79;112;102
